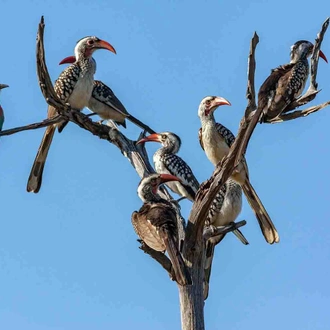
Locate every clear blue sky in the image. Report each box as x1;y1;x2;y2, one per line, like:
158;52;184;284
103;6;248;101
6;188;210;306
1;1;329;329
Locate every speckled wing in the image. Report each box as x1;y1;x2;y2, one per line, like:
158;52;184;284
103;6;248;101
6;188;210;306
199;123;236;151
206;184;226;226
161;154;200;196
215;123;236;147
258;63;295;122
92;80;129;116
54;64;81;103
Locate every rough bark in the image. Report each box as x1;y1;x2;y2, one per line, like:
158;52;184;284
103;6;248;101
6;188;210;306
1;15;329;330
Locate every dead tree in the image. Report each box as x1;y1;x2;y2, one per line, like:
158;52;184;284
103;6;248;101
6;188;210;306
0;16;329;330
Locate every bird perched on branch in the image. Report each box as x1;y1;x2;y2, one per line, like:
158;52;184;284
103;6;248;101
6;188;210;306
198;96;279;244
137;132;200;202
203;178;248;300
132;173;191;286
239;41;328;159
0;84;9;132
27;36;116;193
59;56;148;131
258;40;327;122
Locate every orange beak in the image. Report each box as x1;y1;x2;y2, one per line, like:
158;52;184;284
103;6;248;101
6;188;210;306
213;96;231;107
96;40;116;54
136;133;162;145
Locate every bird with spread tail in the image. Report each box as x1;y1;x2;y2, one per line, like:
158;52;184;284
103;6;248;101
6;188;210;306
137;132;200;202
0;84;9;132
59;55;148;130
198;96;279;244
132;173;191;286
27;36;116;193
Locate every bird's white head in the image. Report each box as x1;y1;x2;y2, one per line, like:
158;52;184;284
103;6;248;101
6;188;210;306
74;36;116;61
198;96;231;119
137;132;181;154
290;40;327;63
137;173;181;203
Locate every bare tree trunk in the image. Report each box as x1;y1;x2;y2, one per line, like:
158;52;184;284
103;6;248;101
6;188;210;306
1;15;329;330
178;250;205;330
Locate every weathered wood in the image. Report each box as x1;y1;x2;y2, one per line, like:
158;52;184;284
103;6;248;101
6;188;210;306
1;15;329;330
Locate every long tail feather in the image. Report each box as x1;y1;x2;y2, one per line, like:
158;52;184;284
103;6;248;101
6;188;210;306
127;114;156;134
203;240;217;300
164;230;191;286
242;180;280;244
27;125;55;193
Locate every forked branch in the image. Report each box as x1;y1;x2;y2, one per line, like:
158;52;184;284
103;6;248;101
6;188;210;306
35;16;183;279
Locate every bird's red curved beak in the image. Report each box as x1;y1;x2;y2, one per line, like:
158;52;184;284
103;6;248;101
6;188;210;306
136;133;162;145
205;96;231;116
59;56;76;65
159;174;181;183
96;40;116;54
319;50;328;63
213;96;231;107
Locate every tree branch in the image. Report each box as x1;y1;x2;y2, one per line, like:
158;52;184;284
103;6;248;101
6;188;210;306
203;220;247;241
267;100;330;123
35;16;186;281
0;115;62;136
138;240;175;281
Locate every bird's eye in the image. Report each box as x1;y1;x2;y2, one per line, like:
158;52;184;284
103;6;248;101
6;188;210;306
87;39;95;46
206;100;211;106
161;134;167;140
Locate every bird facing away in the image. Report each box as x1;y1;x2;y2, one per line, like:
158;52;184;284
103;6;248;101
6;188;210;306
203;178;248;300
0;84;9;132
137;132;200;202
132;173;192;286
27;36;116;193
239;41;328;160
198;96;279;244
258;40;327;123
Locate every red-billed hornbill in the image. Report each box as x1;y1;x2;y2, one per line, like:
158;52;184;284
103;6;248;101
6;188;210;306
27;36;116;193
59;55;148;130
258;40;327;122
132;173;191;286
137;132;200;202
239;41;328;158
198;96;279;244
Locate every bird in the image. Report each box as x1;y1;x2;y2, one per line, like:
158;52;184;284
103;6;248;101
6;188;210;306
0;84;9;132
198;96;279;244
137;132;200;202
203;178;248;300
238;41;328;159
132;173;192;286
27;36;116;193
258;40;327;123
59;55;149;131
